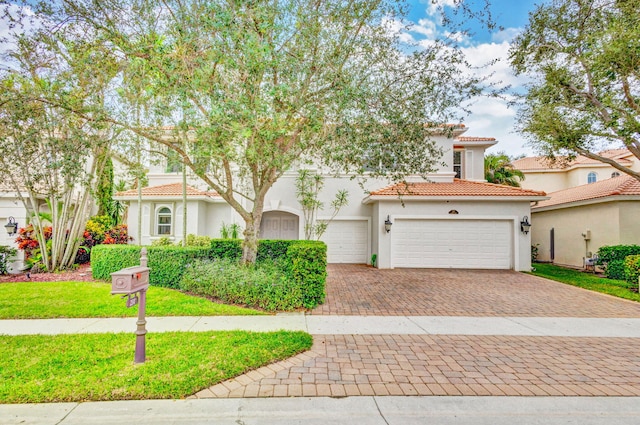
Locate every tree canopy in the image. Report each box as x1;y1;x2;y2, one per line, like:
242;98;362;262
4;0;493;263
510;0;640;180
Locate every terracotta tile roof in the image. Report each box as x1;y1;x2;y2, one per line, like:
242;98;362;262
369;179;546;198
533;175;640;209
513;150;634;171
115;183;220;198
455;136;496;142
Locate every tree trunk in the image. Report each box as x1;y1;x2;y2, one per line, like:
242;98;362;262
241;203;265;264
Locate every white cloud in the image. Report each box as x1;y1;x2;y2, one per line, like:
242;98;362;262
491;27;523;43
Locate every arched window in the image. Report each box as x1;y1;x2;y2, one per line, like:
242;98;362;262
157;207;172;235
587;172;597;184
611;171;620;178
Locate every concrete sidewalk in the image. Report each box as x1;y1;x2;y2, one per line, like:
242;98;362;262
3;396;640;425
3;314;640;337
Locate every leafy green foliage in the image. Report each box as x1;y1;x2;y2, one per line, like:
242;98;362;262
180;258;303;311
285;241;327;308
90;245;141;280
596;245;640;280
624;255;640;287
0;246;17;275
147;246;212;288
295;169;349;240
210;239;243;260
509;0;640;180
0;331;312;403
484;152;524;187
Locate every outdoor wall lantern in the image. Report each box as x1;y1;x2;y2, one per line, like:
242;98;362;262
4;217;17;236
520;216;531;235
384;215;393;233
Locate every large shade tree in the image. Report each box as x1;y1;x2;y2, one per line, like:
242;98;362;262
510;0;640;180
21;0;491;263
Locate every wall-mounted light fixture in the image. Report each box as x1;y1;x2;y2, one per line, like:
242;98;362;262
520;216;531;235
4;216;18;236
384;215;393;233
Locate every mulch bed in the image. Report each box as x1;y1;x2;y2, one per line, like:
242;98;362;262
0;263;95;283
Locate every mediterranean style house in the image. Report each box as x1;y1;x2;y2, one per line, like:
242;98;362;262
114;125;547;271
513;149;640;268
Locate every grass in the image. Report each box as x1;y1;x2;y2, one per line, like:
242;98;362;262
0;281;264;319
530;263;640;302
0;330;313;403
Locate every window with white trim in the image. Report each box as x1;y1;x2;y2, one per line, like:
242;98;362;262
453;150;464;178
157;207;172;235
587;172;597;184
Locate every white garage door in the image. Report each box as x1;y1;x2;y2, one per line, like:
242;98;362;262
321;220;368;263
392;219;512;269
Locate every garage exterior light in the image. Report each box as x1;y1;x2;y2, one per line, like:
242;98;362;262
384;215;392;233
520;216;531;235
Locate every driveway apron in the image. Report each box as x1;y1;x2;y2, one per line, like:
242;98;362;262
193;265;640;398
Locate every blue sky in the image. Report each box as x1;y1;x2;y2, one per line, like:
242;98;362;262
404;0;542;156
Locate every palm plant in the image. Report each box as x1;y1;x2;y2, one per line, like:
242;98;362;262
484;152;525;187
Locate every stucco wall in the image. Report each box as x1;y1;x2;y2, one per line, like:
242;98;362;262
531;202;634;268
520;172;568;193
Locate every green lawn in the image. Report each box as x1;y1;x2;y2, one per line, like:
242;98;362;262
0;330;312;403
530;263;640;302
0;281;264;319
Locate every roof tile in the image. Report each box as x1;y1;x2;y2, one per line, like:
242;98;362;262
533;175;640;209
115;183;219;198
370;179;546;197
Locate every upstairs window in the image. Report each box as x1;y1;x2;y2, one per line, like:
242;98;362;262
587;172;597;184
165;149;182;173
157;207;172;235
453;150;464;178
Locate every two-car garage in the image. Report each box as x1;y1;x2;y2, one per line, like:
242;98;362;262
391;219;513;269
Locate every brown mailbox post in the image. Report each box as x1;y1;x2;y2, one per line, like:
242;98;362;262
111;248;150;364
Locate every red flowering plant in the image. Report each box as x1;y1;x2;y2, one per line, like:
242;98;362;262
15;224;52;260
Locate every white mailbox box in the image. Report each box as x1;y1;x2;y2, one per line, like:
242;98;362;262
111;266;150;295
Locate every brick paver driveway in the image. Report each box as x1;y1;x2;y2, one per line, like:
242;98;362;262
196;265;640;398
313;264;640;317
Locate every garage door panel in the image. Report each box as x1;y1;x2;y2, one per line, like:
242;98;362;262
393;219;512;269
321;220;368;264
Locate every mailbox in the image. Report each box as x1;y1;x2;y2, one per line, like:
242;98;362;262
111;266;150;295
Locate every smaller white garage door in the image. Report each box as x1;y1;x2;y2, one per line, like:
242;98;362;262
321;220;369;263
392;219;512;269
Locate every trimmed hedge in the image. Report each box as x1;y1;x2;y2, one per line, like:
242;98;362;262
91;239;328;310
91;245;211;288
624;255;640;287
285;241;327;308
208;239;299;262
597;245;640;280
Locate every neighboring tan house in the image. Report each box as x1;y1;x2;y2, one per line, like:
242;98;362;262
114;125;548;271
531;175;640;268
513;149;639;193
513;149;640;269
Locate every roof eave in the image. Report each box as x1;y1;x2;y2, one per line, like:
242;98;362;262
532;195;640;212
364;195;549;203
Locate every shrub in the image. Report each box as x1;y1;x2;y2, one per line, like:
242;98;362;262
151;237;174;246
91;244;211;288
180;258;302;311
624;255;640;287
210;239;242;260
90;245;141;280
185;234;212;247
258;240;297;261
597;245;640;280
0;245;17;275
285;241;327;308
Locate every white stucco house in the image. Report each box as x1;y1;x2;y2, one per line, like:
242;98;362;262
114;125;547;271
